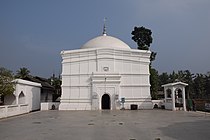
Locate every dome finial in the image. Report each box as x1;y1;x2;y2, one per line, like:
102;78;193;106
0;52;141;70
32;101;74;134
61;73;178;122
103;17;107;36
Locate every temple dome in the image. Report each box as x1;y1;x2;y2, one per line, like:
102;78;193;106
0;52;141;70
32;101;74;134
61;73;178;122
81;35;130;50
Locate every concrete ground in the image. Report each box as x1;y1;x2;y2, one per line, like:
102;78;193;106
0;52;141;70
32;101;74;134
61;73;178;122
0;110;210;140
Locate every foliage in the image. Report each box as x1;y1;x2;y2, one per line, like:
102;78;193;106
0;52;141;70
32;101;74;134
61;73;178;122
159;72;169;86
131;26;153;50
150;52;157;62
193;74;206;98
48;74;61;101
156;70;210;99
0;67;15;96
182;70;194;98
15;67;30;79
150;67;159;100
131;26;157;64
205;72;210;98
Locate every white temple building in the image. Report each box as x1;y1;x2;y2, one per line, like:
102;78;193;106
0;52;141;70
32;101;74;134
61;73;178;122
59;25;153;110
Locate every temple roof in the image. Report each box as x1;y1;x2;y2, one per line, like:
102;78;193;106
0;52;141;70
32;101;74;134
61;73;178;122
81;35;130;50
162;82;188;87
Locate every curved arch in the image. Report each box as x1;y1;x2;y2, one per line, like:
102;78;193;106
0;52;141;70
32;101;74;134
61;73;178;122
18;91;25;104
166;89;172;98
175;88;183;107
175;88;182;98
101;94;111;109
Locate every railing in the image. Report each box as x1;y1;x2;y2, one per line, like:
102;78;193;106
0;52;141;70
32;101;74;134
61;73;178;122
0;104;29;119
41;102;60;110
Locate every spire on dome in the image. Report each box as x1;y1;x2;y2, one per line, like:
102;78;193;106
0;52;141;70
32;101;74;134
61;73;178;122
102;17;107;36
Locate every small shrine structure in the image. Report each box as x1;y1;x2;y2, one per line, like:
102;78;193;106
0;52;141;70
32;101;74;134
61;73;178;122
162;82;188;111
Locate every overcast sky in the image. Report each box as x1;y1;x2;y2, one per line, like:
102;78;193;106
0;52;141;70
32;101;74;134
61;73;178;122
0;0;210;78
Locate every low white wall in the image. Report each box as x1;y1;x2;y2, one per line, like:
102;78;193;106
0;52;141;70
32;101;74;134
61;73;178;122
41;102;60;110
164;102;173;110
152;100;164;108
0;104;29;119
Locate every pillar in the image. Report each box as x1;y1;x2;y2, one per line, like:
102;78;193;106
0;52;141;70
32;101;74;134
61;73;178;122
164;88;167;102
182;87;186;111
172;87;176;111
15;84;19;105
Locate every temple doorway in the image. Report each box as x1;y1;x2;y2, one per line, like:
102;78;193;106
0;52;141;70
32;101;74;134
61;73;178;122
101;94;110;109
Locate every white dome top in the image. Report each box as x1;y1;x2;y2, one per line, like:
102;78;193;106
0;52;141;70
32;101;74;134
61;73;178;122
81;35;130;50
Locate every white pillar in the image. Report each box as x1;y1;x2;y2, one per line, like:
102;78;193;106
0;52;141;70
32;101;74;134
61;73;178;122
15;84;19;105
182;87;186;111
164;88;167;102
172;87;176;111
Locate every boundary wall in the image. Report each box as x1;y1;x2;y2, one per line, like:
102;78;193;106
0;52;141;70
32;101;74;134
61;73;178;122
0;104;29;119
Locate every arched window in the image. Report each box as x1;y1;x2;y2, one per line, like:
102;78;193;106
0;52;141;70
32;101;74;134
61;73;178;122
175;88;182;98
166;89;172;98
175;88;183;106
18;91;25;104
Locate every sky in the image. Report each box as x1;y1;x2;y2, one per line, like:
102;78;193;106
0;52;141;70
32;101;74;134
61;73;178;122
0;0;210;78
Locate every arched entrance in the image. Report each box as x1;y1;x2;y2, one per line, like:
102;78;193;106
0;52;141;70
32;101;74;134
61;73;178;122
18;91;25;104
101;94;110;109
175;88;183;107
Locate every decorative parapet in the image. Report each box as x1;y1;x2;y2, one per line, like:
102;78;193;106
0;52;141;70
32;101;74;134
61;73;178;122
91;72;121;84
0;104;29;119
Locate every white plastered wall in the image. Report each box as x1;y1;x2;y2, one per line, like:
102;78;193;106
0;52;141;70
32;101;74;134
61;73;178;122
13;79;41;111
60;48;152;110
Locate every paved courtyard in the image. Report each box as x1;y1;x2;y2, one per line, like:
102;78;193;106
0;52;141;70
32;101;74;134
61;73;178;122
0;110;210;140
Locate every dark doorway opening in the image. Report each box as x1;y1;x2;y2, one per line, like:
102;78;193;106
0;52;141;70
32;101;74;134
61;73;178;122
101;94;110;109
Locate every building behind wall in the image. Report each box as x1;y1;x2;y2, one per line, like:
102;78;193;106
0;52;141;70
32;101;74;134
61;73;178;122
59;30;153;110
4;79;41;111
23;76;54;102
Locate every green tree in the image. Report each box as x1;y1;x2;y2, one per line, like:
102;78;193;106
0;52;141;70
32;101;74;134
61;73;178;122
177;70;185;81
0;67;15;101
193;74;206;98
15;67;30;79
150;67;159;100
168;71;178;83
182;70;194;98
131;26;153;50
159;72;169;89
131;26;157;63
49;74;61;101
205;72;210;97
150;51;157;62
